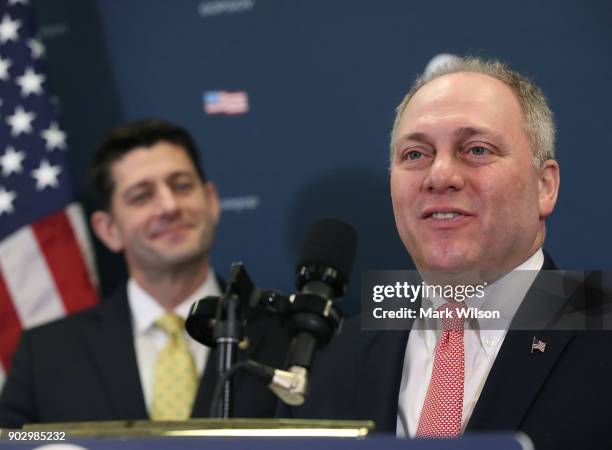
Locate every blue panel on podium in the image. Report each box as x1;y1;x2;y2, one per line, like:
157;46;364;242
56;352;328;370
0;434;530;450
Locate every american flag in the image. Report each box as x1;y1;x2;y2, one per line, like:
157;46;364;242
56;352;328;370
203;90;249;115
531;337;547;353
0;0;98;389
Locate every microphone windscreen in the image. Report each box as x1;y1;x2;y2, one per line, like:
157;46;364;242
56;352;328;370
297;218;359;280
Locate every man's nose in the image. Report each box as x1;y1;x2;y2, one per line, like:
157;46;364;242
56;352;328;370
422;152;465;193
155;185;180;215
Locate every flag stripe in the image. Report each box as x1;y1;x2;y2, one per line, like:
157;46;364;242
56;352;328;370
206;105;247;111
0;363;5;390
0;271;22;370
205;109;248;114
0;226;65;329
31;209;98;315
66;203;99;288
205;107;248;114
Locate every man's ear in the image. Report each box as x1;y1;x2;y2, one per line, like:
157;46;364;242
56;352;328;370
204;181;221;225
538;159;560;218
90;210;124;253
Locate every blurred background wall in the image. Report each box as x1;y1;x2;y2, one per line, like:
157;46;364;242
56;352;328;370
31;0;612;313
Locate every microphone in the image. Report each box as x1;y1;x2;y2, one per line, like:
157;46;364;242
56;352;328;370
273;218;358;405
186;219;358;410
297;218;359;299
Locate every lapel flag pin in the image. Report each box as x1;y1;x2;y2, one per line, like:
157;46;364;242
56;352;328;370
531;336;547;353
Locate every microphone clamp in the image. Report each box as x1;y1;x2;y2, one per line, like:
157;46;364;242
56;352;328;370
269;366;308;406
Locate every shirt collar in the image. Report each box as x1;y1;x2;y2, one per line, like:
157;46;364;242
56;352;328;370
475;248;543;354
128;269;223;335
420;248;544;355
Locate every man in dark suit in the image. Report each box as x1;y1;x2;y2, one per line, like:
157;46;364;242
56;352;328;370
281;57;612;449
0;119;287;427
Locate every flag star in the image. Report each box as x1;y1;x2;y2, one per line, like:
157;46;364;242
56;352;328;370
9;0;29;5
6;105;35;136
0;14;21;44
0;56;12;81
15;67;45;96
0;146;25;176
0;186;16;215
27;38;45;59
41;122;67;150
32;159;61;190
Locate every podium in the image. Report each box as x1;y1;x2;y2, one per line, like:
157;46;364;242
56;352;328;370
0;419;531;450
18;418;374;438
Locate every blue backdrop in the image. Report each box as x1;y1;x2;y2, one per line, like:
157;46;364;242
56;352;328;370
31;0;612;312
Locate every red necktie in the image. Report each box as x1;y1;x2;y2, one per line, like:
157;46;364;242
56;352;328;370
416;301;466;437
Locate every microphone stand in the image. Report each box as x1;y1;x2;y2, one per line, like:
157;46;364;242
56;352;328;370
186;262;344;416
214;293;240;418
208;263;257;418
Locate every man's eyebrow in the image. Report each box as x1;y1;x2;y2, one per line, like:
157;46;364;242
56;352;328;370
126;171;196;190
168;171;197;181
397;132;430;144
453;126;504;142
397;127;504;143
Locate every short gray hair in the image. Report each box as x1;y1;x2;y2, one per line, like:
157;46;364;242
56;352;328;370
390;56;556;169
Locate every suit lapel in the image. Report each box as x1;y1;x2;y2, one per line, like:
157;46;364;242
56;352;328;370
191;273;226;417
467;265;577;431
356;273;422;433
466;329;574;431
356;329;410;433
191;347;218;417
84;289;148;420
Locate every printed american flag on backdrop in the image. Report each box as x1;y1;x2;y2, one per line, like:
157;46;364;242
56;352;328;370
0;0;98;389
203;90;249;115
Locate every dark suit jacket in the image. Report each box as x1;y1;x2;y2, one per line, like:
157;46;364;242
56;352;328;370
0;285;288;428
281;256;612;450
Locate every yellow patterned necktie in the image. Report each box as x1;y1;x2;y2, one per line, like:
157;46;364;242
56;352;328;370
150;313;197;421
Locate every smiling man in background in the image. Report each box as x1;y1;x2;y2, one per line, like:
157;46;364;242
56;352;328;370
282;57;612;450
0;119;286;427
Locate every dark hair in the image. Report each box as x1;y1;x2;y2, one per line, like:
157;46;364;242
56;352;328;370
90;118;207;210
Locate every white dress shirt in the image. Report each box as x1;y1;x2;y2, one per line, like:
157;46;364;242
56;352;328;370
396;249;544;437
127;271;222;413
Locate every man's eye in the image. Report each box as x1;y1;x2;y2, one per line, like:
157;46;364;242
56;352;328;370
467;146;490;156
128;192;150;204
404;150;423;161
174;182;194;192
